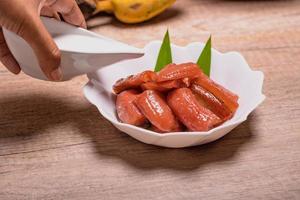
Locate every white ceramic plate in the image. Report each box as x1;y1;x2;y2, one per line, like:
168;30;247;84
83;41;265;148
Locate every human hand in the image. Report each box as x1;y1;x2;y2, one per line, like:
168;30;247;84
0;0;86;81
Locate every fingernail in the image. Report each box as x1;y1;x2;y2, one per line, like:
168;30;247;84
50;68;63;81
81;20;87;29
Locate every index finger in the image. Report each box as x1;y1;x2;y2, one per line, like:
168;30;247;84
46;0;86;28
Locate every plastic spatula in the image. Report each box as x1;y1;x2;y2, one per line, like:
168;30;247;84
3;17;144;81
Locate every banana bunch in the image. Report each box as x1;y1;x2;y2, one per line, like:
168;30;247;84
77;0;176;24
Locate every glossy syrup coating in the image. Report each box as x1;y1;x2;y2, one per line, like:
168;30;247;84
157;62;203;82
116;89;147;126
193;76;239;113
113;70;157;94
141;78;190;92
114;62;240;133
167;88;222;131
134;90;181;132
191;84;233;121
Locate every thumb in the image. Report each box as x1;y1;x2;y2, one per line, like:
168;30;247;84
19;14;62;81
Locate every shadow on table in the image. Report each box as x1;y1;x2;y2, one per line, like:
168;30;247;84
0;94;257;171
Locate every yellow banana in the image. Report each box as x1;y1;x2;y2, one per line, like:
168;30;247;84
94;0;176;24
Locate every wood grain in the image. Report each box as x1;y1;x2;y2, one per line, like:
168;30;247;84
1;0;300;199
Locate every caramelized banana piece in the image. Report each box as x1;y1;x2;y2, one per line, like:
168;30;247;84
193;76;239;112
141;79;190;92
157;62;203;82
135;90;181;132
191;84;233;121
113;70;157;94
116;90;147;126
167;88;222;131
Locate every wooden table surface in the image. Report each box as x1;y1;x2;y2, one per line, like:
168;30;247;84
1;0;300;199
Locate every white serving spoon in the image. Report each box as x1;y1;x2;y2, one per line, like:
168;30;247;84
3;17;144;81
